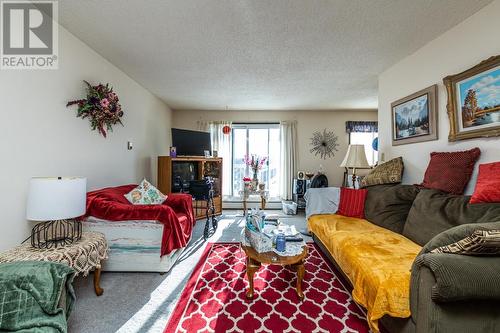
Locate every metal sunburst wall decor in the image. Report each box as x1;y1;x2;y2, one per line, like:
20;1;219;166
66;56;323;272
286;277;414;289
310;129;339;159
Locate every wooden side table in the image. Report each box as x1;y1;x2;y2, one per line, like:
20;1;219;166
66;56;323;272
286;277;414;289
241;244;308;300
0;231;108;296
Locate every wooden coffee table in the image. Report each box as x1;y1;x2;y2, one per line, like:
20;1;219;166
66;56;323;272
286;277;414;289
241;244;308;300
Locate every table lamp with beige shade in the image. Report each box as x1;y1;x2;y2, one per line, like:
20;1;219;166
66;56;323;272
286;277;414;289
340;144;370;188
26;177;87;248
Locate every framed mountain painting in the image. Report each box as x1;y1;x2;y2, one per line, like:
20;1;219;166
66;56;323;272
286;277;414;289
391;85;438;146
444;55;500;141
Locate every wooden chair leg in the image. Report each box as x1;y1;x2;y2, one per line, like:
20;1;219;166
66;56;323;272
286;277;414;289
93;268;104;296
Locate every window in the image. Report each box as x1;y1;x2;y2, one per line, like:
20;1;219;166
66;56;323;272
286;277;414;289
346;121;378;166
349;132;378;166
231;124;281;199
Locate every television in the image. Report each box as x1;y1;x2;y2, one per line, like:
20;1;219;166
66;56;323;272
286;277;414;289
171;128;211;156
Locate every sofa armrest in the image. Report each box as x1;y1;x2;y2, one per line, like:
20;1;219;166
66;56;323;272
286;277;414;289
165;193;195;223
414;220;500;302
410;256;500;333
412;253;500;303
407;222;500;332
410;265;500;333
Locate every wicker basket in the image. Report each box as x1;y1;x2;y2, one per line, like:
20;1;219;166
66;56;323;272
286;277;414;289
245;227;273;253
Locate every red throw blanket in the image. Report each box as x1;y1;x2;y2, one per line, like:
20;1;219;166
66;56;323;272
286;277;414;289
85;185;195;256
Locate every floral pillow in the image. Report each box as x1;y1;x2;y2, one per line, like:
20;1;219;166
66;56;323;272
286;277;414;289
124;179;167;205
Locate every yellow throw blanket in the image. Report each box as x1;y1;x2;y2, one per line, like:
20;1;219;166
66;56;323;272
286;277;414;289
308;214;421;332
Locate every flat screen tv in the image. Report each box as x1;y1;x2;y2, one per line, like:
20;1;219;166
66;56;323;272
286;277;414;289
171;128;211;156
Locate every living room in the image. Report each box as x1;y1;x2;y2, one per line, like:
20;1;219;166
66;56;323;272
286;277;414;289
1;1;499;332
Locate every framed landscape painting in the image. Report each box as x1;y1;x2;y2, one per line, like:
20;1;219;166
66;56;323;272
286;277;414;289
444;55;500;141
391;85;438;146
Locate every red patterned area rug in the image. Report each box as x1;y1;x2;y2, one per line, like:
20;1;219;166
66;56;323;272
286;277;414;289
165;242;369;333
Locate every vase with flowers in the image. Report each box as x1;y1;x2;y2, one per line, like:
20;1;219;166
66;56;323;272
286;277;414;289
244;155;268;188
243;176;252;191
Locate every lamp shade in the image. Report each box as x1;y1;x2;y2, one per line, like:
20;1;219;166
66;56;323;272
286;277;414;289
340;144;370;168
26;177;87;221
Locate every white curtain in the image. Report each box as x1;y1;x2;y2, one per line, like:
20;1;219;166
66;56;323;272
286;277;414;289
208;121;232;197
280;120;298;200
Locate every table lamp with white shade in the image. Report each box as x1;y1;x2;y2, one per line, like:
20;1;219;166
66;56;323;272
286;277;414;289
26;177;87;248
340;145;370;188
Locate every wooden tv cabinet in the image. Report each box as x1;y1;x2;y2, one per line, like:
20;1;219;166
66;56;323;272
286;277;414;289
157;156;223;219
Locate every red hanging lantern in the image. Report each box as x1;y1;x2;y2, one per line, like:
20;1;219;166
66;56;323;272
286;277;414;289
222;125;231;135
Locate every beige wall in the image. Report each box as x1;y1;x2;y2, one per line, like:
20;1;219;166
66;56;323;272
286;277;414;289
0;26;172;251
378;0;500;194
172;109;377;187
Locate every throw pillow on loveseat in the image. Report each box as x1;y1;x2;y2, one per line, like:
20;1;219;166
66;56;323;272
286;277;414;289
420;147;481;195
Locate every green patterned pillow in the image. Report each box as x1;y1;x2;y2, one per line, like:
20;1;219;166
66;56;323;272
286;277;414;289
360;157;404;188
124;179;167;205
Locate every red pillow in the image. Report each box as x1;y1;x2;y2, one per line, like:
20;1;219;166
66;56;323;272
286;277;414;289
421;148;481;195
470;162;500;204
337;187;368;219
